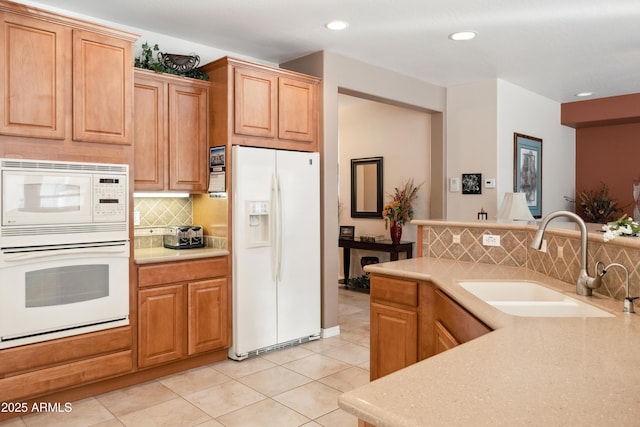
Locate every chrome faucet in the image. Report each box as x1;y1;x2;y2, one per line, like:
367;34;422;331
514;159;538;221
596;262;638;313
530;210;603;296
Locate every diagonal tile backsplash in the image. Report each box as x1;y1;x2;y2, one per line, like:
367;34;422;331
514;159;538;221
422;224;640;303
134;197;193;227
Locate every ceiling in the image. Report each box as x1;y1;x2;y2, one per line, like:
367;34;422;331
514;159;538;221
25;0;640;103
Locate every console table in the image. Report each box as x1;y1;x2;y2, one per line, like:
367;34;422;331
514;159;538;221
339;238;414;285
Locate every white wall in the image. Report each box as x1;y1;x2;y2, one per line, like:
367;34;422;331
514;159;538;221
446;80;498;220
338;96;430;277
446;79;575;221
497;80;576;216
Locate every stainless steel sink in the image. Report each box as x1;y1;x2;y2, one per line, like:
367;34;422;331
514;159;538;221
458;281;614;318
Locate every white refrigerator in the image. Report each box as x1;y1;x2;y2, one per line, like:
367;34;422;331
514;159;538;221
229;145;321;360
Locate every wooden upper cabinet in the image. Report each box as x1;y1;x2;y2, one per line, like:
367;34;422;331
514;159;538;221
168;81;208;191
133;75;165;190
278;77;316;143
202;57;320;152
0;4;136;146
73;30;132;145
0;13;67;139
234;67;277;139
133;69;209;192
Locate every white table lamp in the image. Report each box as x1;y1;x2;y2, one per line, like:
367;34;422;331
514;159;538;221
497;192;535;221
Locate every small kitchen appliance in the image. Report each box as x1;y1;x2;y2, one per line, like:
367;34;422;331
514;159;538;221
163;225;204;249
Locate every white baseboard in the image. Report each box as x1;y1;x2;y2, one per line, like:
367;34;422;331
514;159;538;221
321;325;340;338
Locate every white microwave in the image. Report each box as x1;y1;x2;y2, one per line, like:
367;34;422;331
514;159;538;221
0;159;128;247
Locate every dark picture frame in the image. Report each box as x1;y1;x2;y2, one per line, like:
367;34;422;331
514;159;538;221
462;173;482;194
513;132;542;218
339;225;355;240
350;157;383;218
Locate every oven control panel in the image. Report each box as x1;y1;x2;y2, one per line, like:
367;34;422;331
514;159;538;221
94;174;127;222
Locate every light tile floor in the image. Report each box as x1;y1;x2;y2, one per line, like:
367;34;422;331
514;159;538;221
1;288;370;427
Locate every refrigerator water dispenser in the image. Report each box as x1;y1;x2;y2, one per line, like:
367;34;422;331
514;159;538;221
246;200;270;247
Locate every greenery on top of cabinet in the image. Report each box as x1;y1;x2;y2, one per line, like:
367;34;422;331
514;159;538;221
135;42;209;81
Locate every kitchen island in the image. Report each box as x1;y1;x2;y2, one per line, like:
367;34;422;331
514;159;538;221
338;256;640;426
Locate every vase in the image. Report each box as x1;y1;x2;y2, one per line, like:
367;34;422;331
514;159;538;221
390;221;402;245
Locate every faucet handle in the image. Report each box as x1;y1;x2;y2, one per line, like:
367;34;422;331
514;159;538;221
623;297;637;314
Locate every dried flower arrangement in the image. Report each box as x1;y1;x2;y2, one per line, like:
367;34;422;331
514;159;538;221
575;183;621;223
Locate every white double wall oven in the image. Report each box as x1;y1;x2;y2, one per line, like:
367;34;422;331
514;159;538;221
0;158;130;349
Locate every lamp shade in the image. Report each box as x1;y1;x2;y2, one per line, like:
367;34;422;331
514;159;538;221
497;192;534;221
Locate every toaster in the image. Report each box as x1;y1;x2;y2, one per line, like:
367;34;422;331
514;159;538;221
163;225;204;249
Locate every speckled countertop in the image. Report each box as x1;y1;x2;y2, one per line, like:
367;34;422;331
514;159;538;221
134;246;228;264
339;257;640;426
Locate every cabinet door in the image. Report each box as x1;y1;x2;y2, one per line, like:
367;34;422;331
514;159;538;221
370;302;417;380
168;82;208;192
188;278;229;355
434;320;460;354
278;77;317;144
0;13;67;139
434;290;491;344
234;67;277;139
138;285;185;368
73;30;132;144
134;76;166;190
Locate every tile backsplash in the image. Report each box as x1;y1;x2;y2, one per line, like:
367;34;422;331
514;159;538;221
134;197;192;227
133;196;227;250
422;224;640;304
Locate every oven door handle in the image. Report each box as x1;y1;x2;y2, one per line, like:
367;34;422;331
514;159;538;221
2;245;128;261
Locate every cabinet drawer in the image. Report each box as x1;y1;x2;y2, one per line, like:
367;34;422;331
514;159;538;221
138;257;227;287
435;290;491;344
0;350;132;402
0;327;131;377
371;275;418;308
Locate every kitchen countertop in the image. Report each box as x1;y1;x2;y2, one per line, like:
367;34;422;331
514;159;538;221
134;246;228;264
338;257;640;426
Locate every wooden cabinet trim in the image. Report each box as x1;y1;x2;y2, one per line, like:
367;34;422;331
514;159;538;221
0;1;138;41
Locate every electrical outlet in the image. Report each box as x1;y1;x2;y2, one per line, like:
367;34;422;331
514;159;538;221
453;234;461;244
133;210;141;226
557;244;563;258
482;234;501;247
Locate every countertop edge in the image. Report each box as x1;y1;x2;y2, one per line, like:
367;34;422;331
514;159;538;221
134;247;229;264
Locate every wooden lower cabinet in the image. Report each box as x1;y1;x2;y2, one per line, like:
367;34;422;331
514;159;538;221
138;285;185;367
370;274;418;380
370;303;417;380
137;257;229;369
370;274;491;380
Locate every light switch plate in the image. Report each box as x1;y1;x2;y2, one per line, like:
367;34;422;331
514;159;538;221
484;178;496;188
450;177;460;192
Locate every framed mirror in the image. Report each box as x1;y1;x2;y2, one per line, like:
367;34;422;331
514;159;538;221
351;157;383;218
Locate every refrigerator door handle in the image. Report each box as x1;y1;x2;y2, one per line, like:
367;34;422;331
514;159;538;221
270;173;278;282
275;173;283;282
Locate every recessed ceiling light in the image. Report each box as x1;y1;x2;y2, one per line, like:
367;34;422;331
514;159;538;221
448;31;477;41
575;92;594;97
326;20;349;31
